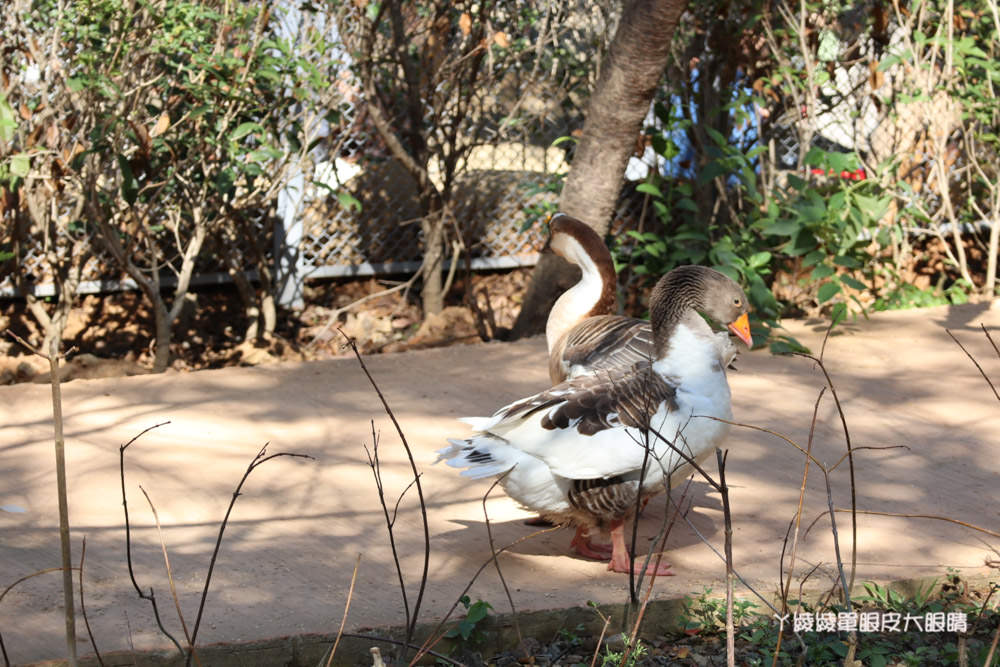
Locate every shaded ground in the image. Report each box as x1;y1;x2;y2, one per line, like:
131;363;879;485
1;302;998;665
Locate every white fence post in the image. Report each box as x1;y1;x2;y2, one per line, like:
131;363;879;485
274;168;307;309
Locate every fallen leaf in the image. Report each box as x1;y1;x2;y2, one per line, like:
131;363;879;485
151;113;170;137
493;31;509;48
676;646;690;658
46;124;58;148
459;12;471;35
19;103;31;121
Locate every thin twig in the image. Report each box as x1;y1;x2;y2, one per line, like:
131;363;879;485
947;328;1000;402
483;472;523;651
78;537;105;667
0;567;77;604
793;353;858;593
186;445;314;666
588;605;612;667
820;463;852;608
363;421;411;632
0;566;83;667
340;330;430;653
307;275;418;350
773;387;825;666
668;494;781;617
324;553;362;667
832;509;1000;539
980;324;1000;360
983;619;1000;667
627;480;692;650
138;486;198;665
118;421;183;655
717;449;736;667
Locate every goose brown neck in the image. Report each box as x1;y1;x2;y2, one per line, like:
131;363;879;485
554;215;617;318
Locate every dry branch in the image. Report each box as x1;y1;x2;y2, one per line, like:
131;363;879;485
77;537;105;667
118;421;183;655
139;485;197;664
324;553;362;667
186;445;314;666
340;329;431;656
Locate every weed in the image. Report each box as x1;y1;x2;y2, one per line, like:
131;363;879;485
444;595;493;646
599;633;647;667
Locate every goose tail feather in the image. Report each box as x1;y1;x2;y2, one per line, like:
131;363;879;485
436;434;522;480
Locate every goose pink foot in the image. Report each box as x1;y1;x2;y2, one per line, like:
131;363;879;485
570;526;614;560
606;520;675;576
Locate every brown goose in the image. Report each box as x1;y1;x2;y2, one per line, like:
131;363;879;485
546;214;744;384
439;265;751;575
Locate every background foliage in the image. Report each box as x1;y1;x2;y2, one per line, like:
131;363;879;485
2;0;999;365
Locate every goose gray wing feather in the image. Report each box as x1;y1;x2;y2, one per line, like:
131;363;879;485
502;362;677;437
553;315;655;383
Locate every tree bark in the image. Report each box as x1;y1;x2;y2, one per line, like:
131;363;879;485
421;213;446;315
510;0;691;339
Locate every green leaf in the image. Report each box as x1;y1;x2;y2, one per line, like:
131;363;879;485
466;601;492;623
10;153;30;178
635;182;663;198
811;263;835;280
336;191;362;213
117;155;138;205
817;281;841;303
802;250;826;268
853;193;890;221
841;275;867;291
747;251;771;269
0;95;16;143
697;160;728;185
704;126;727;146
676;197;699;213
833;255;861;268
761;219;800;236
831;302;847;326
713;265;740;282
229;122;262;141
786;174;807;191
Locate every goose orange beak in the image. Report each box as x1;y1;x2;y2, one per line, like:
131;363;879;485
728;313;753;347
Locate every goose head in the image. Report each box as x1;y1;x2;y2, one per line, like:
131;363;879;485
649;265;752;361
545;214;617;352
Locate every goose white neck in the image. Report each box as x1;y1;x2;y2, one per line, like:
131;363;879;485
546;235;607;353
652;312;725;378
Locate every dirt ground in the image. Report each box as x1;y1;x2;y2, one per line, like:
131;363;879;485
1;301;998;665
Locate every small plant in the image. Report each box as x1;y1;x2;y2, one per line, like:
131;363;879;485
679;587;761;634
599;633;648;667
444;595;493;646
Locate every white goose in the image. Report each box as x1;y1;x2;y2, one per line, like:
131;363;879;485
439;265;752;575
546;214;741;384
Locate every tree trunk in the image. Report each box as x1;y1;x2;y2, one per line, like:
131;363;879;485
420;212;446;315
151;299;172;373
511;0;691;339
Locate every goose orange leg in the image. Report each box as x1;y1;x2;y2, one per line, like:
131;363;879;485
606;520;675;576
570;526;614;560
